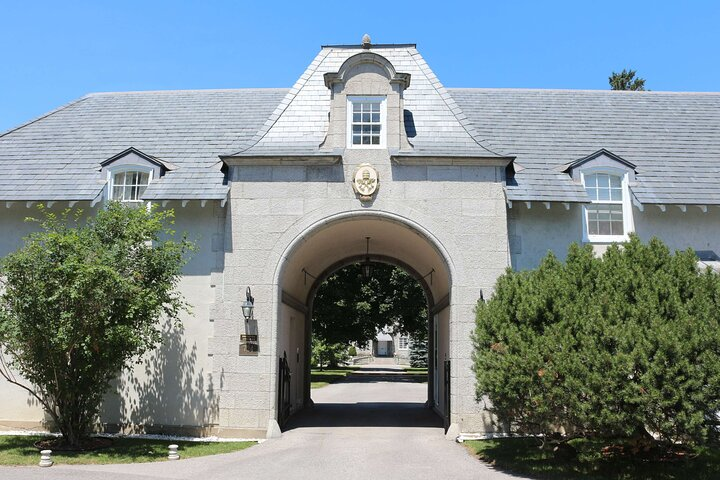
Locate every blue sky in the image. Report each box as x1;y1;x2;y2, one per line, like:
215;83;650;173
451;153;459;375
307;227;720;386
2;1;719;132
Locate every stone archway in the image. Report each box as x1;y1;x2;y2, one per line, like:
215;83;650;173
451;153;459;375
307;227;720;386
272;211;453;427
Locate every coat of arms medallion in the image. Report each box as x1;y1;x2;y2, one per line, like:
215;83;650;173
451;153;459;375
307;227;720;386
352;163;379;201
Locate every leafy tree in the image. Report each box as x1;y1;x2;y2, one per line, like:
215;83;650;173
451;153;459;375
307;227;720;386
0;203;193;448
312;263;427;347
473;235;720;448
609;69;646;91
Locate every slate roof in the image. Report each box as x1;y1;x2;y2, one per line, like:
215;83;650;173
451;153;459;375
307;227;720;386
451;89;720;204
2;46;720;205
0;89;286;201
227;45;505;160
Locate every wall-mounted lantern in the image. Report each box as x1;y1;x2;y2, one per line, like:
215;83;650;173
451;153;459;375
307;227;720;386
241;286;254;321
239;286;259;356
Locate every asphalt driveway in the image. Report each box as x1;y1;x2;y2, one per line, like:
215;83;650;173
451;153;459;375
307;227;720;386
0;370;524;479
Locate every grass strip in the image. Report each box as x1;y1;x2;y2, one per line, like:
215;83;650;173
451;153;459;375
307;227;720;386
310;366;356;389
0;435;255;466
464;437;720;480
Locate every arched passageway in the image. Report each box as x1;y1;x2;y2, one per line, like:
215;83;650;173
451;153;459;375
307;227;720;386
274;213;453;427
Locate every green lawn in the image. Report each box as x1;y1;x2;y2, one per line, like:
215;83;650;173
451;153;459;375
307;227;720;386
0;435;255;466
310;366;356;388
465;437;720;480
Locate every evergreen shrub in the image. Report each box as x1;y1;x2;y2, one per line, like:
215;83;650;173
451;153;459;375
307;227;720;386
410;335;428;368
473;235;720;446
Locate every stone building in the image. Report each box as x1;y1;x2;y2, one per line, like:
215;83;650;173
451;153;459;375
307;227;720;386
1;37;719;439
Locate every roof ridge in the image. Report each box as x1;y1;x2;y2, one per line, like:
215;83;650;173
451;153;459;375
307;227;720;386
320;43;417;49
0;95;90;139
448;87;720;95
227;49;331;155
409;50;507;157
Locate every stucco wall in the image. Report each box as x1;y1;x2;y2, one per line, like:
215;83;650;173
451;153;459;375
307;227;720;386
508;203;583;271
0;202;222;433
510;203;720;271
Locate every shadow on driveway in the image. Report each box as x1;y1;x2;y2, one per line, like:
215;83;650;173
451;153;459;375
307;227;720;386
284;401;443;430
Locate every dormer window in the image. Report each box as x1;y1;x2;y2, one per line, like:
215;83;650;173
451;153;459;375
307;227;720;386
100;148;173;204
581;170;633;242
584;173;623;236
110;169;152;202
564;149;636;243
347;96;386;148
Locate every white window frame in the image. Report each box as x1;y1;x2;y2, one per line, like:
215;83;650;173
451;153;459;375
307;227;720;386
398;335;410;351
106;166;154;203
347;96;387;149
581;168;634;243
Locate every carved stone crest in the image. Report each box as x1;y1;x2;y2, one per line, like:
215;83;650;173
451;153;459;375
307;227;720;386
352;163;379;201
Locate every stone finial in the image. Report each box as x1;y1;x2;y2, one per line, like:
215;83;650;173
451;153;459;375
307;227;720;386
168;444;180;460
39;449;53;467
362;34;371;48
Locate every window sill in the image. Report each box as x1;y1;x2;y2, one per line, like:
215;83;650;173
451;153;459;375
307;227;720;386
346;144;386;150
583;234;630;244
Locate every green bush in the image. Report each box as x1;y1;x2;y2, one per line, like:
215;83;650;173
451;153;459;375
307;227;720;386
473;234;720;446
348;345;357;357
311;338;350;370
0;204;193;448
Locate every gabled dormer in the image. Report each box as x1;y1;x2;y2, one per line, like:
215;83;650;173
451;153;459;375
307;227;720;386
564;149;637;243
100;147;175;203
562;148;637;182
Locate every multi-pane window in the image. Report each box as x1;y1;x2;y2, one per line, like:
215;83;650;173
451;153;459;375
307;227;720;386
111;170;150;202
398;335;409;350
584;173;624;236
348;97;384;147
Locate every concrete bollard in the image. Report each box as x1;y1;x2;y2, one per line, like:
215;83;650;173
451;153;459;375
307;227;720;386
39;449;53;467
167;444;180;460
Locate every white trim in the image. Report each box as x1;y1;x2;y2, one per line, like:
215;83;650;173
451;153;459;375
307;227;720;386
346;96;387;149
581;169;634;243
106;165;154;203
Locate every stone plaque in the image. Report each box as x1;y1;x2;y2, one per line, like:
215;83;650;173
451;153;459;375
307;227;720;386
239;334;259;356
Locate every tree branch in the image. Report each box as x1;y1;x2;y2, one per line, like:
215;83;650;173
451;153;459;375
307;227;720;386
0;350;55;417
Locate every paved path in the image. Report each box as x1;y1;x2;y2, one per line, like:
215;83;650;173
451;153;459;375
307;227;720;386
0;375;525;479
